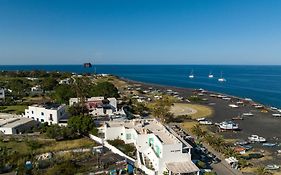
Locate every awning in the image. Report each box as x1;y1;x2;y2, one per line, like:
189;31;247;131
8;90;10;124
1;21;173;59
166;161;199;174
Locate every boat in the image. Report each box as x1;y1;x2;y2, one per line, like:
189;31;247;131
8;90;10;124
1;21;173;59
208;72;214;78
262;143;277;147
242;113;254;117
229;104;239;108
272;113;281;117
218;72;226;82
248;135;266;143
196;118;206;122
199;120;213;125
188;70;194;79
265;164;280;170
232;116;243;120
219;121;239;130
234;140;249;146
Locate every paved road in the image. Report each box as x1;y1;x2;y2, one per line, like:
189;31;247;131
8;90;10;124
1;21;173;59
169;123;243;175
199;140;243;175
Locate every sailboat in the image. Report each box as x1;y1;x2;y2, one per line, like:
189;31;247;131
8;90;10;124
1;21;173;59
218;72;226;82
188;70;194;79
208;71;214;78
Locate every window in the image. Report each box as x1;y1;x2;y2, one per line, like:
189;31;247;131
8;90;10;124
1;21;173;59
49;114;53;121
31;117;34;119
41;119;44;122
41;112;44;116
32;111;34;114
155;145;161;157
36;118;39;121
148;138;154;147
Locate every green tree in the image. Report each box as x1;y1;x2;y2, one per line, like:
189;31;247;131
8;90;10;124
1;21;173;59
150;96;174;123
90;81;119;98
130;101;148;116
68;104;89;116
7;79;30;97
67;115;95;135
53;84;76;103
41;77;58;91
45;160;78;175
191;124;206;138
45;125;76;140
255;167;273;175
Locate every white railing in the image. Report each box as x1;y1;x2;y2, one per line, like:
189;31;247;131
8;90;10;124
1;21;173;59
89;134;135;163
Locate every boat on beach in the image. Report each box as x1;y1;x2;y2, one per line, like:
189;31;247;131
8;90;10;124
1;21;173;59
242;113;254;117
265;164;280;170
248;135;266;143
218;121;239;130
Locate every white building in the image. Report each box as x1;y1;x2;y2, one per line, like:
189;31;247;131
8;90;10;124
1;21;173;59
24;104;67;125
59;78;71;85
0;88;5;99
31;85;43;94
103;119;199;175
69;97;120;116
0;113;37;134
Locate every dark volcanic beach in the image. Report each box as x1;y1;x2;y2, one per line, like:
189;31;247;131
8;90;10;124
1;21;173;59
122;77;281;165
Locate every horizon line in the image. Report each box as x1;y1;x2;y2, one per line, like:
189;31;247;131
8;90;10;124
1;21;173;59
1;64;281;66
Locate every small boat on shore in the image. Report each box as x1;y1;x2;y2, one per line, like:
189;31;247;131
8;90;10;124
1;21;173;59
248;135;266;143
199;120;213;125
242;113;254;117
262;143;277;147
272;113;281;117
265;164;280;170
232;116;243;120
229;104;239;108
219;121;239;130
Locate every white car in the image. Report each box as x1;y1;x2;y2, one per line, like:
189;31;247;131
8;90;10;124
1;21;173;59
272;114;281;117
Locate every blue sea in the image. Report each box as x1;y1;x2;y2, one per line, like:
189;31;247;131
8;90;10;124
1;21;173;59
1;65;281;108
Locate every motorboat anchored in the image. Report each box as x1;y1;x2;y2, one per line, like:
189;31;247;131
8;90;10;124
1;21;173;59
208;72;214;78
189;70;194;79
218;72;226;82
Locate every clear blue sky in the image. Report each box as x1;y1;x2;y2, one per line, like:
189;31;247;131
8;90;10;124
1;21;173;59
1;0;281;65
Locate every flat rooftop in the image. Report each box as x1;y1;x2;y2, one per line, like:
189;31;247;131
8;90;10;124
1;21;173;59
0;117;34;128
31;103;64;110
106;119;181;145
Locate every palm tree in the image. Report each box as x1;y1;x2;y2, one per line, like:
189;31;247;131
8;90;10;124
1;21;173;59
255;166;273;175
191;124;206;138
